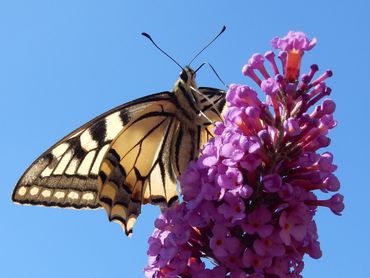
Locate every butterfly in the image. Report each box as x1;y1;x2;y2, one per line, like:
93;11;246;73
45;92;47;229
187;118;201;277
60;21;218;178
12;66;226;235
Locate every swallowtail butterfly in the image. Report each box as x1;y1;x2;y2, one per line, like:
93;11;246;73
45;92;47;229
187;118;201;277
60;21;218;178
12;66;226;235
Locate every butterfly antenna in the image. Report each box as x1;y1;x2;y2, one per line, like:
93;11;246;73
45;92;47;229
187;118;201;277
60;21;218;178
188;25;226;66
141;32;184;71
195;62;228;88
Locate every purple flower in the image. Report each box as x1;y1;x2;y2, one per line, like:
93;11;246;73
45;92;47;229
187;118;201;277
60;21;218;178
284;118;301;136
248;53;265;69
254;232;285;257
242;249;272;271
322;174;340;192
279;210;307;245
261;77;279;96
217;193;246;224
226;84;260;107
262;174;282;193
242;206;273;237
327;193;345;215
216;166;243;190
271;31;317;52
318;152;337;172
240;154;261;172
210;225;240;259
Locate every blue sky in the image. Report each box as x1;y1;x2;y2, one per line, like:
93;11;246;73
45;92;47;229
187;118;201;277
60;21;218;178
1;1;369;277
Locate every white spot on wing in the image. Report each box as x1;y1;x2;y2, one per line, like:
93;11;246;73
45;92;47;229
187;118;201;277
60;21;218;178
17;186;27;196
91;144;110;175
105;112;123;140
68;191;79;200
80;129;98;151
30;187;40;196
82;192;94;201
54;191;65;199
51;143;69;158
41;189;52;198
77;150;96;176
53;150;73;175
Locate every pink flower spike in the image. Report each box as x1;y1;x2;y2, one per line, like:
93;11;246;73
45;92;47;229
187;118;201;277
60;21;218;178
146;31;342;277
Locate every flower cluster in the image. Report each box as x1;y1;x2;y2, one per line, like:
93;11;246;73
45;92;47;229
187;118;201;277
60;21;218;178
145;31;344;278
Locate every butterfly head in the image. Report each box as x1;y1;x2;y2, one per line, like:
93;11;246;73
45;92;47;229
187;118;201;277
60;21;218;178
179;66;197;88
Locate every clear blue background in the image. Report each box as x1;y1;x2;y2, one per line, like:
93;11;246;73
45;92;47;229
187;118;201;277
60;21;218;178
1;1;368;277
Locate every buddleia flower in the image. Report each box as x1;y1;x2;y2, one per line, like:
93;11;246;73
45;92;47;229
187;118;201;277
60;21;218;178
145;31;343;278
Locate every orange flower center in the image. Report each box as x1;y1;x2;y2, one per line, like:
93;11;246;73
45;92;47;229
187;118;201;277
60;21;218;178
285;50;302;82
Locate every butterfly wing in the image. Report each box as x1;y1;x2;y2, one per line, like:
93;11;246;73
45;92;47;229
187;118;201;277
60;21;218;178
12;92;175;210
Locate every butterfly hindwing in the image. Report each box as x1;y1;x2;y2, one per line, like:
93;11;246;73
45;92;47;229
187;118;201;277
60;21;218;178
98;99;179;233
97;86;226;235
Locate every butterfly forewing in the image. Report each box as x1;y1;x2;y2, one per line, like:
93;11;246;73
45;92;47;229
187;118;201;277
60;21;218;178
12;92;174;209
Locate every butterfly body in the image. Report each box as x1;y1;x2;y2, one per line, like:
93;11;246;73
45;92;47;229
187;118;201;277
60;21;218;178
12;66;225;235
